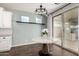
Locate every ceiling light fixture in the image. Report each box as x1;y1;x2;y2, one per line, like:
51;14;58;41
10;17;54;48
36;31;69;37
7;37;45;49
35;4;48;16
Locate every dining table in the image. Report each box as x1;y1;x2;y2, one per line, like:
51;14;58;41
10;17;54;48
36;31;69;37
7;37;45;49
32;37;53;56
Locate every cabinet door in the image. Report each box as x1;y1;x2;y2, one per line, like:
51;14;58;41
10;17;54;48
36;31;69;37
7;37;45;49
2;11;12;28
0;36;12;51
0;12;3;28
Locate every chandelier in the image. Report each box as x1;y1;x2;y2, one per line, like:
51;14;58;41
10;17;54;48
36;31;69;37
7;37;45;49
35;4;48;16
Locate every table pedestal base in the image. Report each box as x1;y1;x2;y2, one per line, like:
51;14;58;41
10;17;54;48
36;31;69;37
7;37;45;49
39;44;52;56
39;50;52;56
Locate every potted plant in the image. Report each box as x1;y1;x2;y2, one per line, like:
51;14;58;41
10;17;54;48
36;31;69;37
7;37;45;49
41;29;48;38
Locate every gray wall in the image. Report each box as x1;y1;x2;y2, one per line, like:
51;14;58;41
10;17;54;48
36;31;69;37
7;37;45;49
10;10;47;47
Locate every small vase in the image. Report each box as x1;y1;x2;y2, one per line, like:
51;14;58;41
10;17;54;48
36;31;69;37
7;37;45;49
42;35;48;39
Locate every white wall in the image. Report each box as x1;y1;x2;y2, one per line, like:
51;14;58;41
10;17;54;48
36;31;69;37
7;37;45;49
11;10;47;47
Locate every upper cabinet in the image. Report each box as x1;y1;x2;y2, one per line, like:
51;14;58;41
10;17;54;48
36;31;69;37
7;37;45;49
0;11;12;28
0;11;3;28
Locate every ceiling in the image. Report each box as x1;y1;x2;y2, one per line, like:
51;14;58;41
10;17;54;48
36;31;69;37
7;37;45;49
0;3;68;14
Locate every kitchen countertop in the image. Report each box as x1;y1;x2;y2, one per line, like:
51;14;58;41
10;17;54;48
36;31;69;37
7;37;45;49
0;28;12;37
0;35;12;37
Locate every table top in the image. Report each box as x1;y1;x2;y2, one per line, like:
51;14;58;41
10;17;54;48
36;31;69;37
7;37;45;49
32;37;53;44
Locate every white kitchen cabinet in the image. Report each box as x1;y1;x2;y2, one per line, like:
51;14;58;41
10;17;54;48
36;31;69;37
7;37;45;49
0;36;12;52
0;11;12;28
0;11;3;28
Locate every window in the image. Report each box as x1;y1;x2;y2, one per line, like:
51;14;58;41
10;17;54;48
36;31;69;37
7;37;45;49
36;18;42;23
21;16;29;22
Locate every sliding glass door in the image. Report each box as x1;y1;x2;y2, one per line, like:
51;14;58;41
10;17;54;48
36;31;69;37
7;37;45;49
52;7;79;54
53;15;63;46
63;8;78;53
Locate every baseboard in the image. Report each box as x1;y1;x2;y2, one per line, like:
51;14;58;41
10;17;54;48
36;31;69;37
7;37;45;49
0;49;10;52
12;42;38;47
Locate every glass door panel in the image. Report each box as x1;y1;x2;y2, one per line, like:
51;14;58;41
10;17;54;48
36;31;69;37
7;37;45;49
63;8;78;53
53;15;63;46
